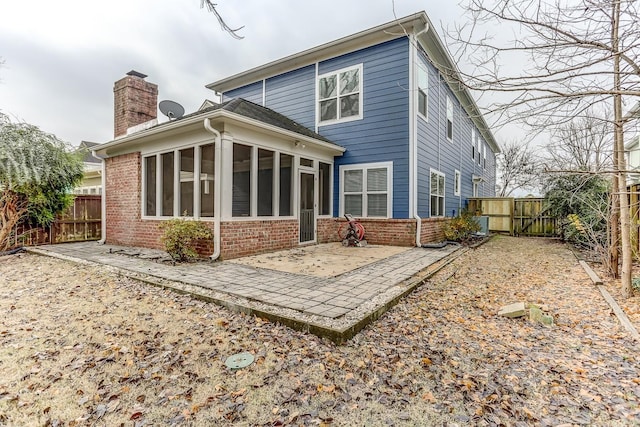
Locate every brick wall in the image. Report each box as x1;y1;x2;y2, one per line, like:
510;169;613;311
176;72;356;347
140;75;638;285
318;217;450;247
220;220;299;259
420;217;449;244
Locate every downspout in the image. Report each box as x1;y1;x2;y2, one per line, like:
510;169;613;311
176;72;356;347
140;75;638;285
204;118;222;261
411;24;429;247
94;151;107;245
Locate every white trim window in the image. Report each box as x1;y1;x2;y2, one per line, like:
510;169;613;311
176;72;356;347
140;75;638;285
471;128;476;160
477;137;482;165
454;170;461;196
318;64;363;125
446;96;453;141
430;169;445;217
417;63;428;118
340;162;393;218
143;143;215;219
483;144;487;169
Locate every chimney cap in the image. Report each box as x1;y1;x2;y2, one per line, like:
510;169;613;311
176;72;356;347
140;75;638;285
126;70;148;79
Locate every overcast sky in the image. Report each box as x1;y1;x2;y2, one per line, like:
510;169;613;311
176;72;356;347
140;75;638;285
1;0;483;148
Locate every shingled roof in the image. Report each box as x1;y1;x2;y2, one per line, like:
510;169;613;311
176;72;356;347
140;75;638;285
165;98;335;145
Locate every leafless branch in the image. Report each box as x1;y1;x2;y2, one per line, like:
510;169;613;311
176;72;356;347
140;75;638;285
200;1;244;40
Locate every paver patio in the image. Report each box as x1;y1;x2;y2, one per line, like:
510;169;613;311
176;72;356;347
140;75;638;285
28;241;460;342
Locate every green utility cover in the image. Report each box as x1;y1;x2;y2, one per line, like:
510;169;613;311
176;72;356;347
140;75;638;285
225;352;254;369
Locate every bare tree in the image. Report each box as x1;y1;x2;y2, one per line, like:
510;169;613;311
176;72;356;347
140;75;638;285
545;111;613;172
446;0;639;297
496;140;539;196
200;1;244;39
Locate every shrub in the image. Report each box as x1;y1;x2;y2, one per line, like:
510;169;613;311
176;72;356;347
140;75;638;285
159;218;213;262
443;209;481;242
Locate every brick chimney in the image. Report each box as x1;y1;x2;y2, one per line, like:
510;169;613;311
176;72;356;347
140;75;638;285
113;70;158;138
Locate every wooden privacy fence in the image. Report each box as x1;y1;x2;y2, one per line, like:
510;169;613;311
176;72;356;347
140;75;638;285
11;195;101;247
468;197;559;237
628;184;640;253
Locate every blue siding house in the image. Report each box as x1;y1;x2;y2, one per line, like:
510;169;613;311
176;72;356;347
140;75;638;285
96;11;498;259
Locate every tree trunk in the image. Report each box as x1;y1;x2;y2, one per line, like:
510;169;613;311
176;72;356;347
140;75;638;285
612;0;633;298
610;176;620;278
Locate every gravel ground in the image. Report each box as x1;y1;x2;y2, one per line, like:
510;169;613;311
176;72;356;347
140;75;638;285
0;235;639;426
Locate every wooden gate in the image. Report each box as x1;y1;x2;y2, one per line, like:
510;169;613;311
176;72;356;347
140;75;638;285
12;195;101;246
468;197;559;237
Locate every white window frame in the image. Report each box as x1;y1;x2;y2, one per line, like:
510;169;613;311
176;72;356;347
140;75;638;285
473;181;479;197
454;170;461;196
483;144;487;169
417;62;428;120
317;64;364;126
430;169;445;218
339;161;393;218
142;143;215;220
471;128;476;160
446;96;453;141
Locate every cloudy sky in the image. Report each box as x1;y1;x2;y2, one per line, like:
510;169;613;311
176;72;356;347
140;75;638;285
1;0;481;147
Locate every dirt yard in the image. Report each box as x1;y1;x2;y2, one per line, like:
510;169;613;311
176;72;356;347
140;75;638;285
227;243;411;278
0;236;639;426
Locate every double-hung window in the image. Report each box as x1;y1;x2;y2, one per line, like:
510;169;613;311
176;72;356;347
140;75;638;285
454;170;461;196
417;64;428;118
430;170;445;217
446;96;453;141
341;162;392;218
318;64;363;124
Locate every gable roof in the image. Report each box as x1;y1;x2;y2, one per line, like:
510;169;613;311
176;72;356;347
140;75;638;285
77;141;101;163
94;98;343;157
206;11;499;154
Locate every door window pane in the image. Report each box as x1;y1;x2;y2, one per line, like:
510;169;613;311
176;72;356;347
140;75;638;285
258;149;274;216
161;152;174;216
232;144;251;217
200;144;215;217
144;156;156;216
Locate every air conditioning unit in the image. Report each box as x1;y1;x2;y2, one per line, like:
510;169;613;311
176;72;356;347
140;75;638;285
473;215;489;236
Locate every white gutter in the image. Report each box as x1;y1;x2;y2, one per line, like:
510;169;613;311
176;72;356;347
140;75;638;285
411;25;429;247
203;118;222;261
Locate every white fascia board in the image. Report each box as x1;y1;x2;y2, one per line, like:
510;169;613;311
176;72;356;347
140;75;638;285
207;12;428;93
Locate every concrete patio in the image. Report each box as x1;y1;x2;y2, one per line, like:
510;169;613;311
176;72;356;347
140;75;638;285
28;241;462;343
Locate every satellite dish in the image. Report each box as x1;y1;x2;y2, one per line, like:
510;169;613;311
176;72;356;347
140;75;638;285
159;100;185;120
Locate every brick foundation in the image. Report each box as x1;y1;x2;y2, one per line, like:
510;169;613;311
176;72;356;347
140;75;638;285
219;220;299;259
318;217;449;247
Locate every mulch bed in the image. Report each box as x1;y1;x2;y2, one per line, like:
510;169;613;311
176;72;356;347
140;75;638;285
0;235;638;426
